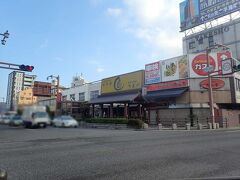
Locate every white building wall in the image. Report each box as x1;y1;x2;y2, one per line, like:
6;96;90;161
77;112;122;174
182;18;240;60
62;81;101;102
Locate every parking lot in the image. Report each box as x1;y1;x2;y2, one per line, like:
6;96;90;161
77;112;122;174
1;124;240;180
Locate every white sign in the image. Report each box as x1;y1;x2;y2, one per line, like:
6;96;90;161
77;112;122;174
161;56;188;82
145;61;161;84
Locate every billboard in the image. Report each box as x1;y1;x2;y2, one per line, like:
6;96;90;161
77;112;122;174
180;0;240;31
189;51;232;77
180;0;201;31
161;55;188;82
101;70;144;94
145;61;161;84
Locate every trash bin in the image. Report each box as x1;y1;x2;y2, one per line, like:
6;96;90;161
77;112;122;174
185;123;191;130
197;123;202;130
158;123;162;130
172;123;177;130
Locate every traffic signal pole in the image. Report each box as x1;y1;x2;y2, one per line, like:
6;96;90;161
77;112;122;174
206;48;215;127
0;61;34;72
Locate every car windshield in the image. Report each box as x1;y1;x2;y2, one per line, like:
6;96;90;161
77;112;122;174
34;112;48;118
12;116;21;120
62;116;73;121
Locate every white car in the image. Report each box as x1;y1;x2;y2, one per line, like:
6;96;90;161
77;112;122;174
53;116;79;128
3;116;11;125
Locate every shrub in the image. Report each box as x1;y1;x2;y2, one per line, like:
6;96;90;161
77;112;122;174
85;118;128;124
127;119;144;129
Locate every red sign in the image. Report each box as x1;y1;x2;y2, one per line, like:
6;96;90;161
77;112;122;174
192;54;216;76
146;79;189;92
200;79;225;89
217;51;232;74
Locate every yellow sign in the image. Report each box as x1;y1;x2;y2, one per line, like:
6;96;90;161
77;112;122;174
101;70;144;94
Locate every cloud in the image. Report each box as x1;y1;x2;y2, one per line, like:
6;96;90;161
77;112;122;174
106;8;122;17
108;0;183;58
88;60;105;73
97;67;104;73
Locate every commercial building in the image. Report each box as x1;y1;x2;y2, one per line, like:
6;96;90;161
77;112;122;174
142;1;240;128
17;88;38;106
60;76;101;118
6;71;36;110
89;70;145;119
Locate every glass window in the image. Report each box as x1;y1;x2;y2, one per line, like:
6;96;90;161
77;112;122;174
90;90;99;100
208;36;214;47
70;94;75;101
62;95;67;101
79;92;85;102
189;41;195;49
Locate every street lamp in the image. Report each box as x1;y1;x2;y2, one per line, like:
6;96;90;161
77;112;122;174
47;75;60;99
206;43;231;128
0;30;9;45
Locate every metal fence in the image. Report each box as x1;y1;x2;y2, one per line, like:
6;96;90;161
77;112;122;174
158;116;225;128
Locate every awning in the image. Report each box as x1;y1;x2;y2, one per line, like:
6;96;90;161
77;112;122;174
89;93;140;104
144;88;188;102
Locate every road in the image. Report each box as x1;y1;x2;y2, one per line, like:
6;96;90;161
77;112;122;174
1;125;240;180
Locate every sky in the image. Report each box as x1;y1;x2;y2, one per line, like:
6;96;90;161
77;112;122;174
0;0;184;100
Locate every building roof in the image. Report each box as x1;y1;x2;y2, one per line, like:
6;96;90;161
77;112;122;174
144;88;188;103
89;92;141;104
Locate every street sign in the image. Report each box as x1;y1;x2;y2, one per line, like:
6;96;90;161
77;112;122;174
203;65;214;73
222;58;233;75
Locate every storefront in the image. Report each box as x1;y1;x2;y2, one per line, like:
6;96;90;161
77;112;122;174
89;70;145;119
144;54;240;127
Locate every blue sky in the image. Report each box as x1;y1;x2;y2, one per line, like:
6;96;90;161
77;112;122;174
0;0;183;99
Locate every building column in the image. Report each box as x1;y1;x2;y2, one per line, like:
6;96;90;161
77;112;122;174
124;103;129;119
110;103;113;118
100;104;104;118
138;104;143;120
92;104;95;118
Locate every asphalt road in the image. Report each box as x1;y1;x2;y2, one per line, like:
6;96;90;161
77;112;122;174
1;125;240;180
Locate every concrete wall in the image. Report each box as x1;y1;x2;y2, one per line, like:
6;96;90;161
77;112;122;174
221;109;240;128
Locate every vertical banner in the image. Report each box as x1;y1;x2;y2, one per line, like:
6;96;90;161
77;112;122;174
217;51;232;74
145;61;161;84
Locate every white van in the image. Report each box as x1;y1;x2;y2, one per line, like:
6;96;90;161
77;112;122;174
22;105;50;128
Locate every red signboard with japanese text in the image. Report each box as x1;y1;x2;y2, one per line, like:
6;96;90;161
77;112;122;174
200;79;225;89
146;79;189;92
189;51;232;78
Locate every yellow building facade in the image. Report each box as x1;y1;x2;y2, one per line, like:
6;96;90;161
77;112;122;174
18;88;38;106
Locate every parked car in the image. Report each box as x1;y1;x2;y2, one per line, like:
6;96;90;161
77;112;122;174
3;116;11;125
53;115;79;128
9;115;23;126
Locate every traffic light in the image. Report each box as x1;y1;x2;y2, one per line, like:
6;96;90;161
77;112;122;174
19;64;34;72
232;64;240;72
